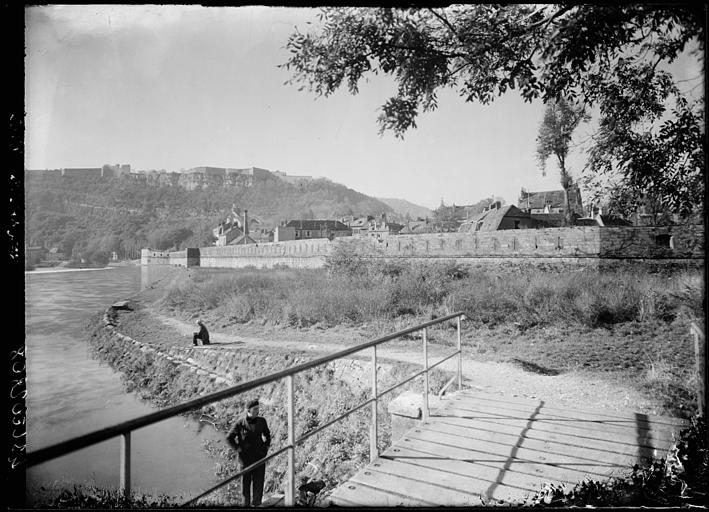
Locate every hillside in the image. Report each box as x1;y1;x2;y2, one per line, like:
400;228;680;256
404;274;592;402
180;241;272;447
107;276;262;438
24;172;394;261
377;197;434;220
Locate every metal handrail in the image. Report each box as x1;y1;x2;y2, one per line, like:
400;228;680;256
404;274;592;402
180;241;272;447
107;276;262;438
26;311;466;506
690;320;706;417
690;321;705;339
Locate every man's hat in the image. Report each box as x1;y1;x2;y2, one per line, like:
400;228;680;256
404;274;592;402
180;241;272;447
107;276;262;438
247;399;259;409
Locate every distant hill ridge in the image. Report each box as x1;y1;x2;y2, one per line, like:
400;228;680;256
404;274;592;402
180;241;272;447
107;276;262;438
24;167;400;256
26;165;323;192
377;197;434;220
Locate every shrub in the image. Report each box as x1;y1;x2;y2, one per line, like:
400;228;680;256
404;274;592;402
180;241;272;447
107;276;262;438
26;484;179;508
161;266;703;331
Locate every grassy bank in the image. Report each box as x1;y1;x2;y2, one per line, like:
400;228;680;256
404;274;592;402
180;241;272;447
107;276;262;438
79;315;451;507
159;256;704;417
165;252;703;330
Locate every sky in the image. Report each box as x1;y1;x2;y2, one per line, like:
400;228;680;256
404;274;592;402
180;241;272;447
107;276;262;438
24;5;704;210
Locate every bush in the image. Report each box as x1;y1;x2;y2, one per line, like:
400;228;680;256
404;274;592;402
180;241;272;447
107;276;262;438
26;484;179;508
161;266;703;331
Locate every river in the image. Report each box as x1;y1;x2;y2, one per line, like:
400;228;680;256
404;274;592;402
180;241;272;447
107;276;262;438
25;264;224;502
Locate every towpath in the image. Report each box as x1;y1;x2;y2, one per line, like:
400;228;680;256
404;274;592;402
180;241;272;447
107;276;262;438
146;308;663;416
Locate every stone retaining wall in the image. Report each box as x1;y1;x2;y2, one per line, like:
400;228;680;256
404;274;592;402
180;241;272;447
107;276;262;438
141;225;704;269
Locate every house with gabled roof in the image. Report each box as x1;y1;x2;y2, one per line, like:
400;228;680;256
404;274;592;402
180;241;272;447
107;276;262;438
458;203;543;232
343;215;374;235
367;214;404;240
283;220;352;240
518;185;584;216
213;207;258;246
399;219;436;234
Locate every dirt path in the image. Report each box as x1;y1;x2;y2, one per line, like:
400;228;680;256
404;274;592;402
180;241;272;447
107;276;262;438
148;309;662;416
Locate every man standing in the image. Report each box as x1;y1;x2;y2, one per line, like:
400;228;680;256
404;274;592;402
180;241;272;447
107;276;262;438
193;319;210;346
226;399;271;507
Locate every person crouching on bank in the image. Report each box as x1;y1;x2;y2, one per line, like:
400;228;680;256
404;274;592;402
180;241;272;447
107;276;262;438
226;399;271;507
193;319;210;346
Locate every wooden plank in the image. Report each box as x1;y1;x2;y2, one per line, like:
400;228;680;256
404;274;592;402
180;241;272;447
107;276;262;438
328;475;439;507
389;432;615;484
329;389;688;507
379;444;550;502
402;427;626;479
438;412;674;454
440;399;680;445
452;390;689;427
347;459;484;506
442;394;681;435
424;419;661;464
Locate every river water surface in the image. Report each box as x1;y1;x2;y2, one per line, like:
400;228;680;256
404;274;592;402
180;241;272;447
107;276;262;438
25;265;224;501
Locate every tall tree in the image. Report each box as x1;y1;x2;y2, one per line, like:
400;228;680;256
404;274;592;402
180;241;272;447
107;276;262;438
536;98;588;225
283;5;705;218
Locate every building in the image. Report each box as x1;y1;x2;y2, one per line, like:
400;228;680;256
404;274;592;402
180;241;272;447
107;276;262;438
213;208;258;246
284;220;352;240
61;167;102;178
518;185;584;216
367;214;404;239
25;246;48;264
343;216;374;235
273;170;316;186
459;203;543;232
46;247;66;261
399;219;436;235
102;163;131;178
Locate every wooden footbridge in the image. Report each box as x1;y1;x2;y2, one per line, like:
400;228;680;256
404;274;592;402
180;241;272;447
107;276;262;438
26;311;697;507
328;389;688;506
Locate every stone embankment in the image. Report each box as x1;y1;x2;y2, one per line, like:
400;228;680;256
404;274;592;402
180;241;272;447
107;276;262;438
92;301;454;506
103;306;233;387
100;306;398;398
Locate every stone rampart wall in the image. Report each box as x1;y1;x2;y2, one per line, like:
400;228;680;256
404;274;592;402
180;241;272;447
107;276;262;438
599;225;704;258
142;225;704;269
168;248;200;267
199;238;332;269
141;248;171;265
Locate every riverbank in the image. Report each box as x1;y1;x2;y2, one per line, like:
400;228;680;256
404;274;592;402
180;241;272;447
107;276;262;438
70;263;703;506
85;271;453;506
153;264;702;417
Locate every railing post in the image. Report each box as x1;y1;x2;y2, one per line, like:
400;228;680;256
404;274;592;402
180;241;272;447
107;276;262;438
691;322;706;416
457;315;463;390
285;375;295;507
422;327;429;422
370;345;378;462
120;432;131;501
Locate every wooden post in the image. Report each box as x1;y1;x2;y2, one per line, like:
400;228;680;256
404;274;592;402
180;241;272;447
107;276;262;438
691;322;706;416
457;316;463;390
422;327;429;422
285;375;295;507
370;345;378;462
120;432;131;501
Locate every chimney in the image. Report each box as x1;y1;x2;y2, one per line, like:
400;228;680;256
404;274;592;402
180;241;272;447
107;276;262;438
243;210;249;235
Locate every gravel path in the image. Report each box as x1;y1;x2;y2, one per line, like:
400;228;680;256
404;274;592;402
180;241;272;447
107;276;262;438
123;267;665;417
149;309;663;416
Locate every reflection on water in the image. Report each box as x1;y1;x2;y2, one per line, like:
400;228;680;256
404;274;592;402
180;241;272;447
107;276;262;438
25;265;224;500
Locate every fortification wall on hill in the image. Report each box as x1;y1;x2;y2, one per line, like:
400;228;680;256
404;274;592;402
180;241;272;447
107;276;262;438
141;225;704;269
